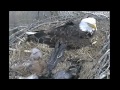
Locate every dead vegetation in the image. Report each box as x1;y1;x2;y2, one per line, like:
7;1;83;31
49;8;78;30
9;12;110;79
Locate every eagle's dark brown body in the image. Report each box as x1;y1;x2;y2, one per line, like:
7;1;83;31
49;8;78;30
27;21;94;49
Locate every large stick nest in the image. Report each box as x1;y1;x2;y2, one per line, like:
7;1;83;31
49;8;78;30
9;12;110;79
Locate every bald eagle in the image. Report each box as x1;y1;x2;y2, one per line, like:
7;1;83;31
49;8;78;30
26;17;97;71
26;17;97;48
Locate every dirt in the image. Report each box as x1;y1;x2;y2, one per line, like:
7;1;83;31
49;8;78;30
9;13;110;79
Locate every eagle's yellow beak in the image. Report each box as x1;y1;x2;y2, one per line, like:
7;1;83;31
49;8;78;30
88;23;97;31
91;24;97;31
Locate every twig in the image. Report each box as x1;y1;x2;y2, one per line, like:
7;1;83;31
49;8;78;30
9;48;31;53
87;53;95;61
98;49;110;64
98;40;110;54
101;55;110;69
99;64;110;78
16;37;25;42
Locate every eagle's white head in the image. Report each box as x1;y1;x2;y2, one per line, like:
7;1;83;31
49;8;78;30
79;17;97;35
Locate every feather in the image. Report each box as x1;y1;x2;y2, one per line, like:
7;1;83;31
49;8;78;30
26;31;37;35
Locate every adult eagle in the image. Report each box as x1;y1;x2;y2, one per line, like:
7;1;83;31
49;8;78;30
26;17;97;71
26;17;97;49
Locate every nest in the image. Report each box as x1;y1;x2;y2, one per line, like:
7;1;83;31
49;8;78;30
9;12;110;79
